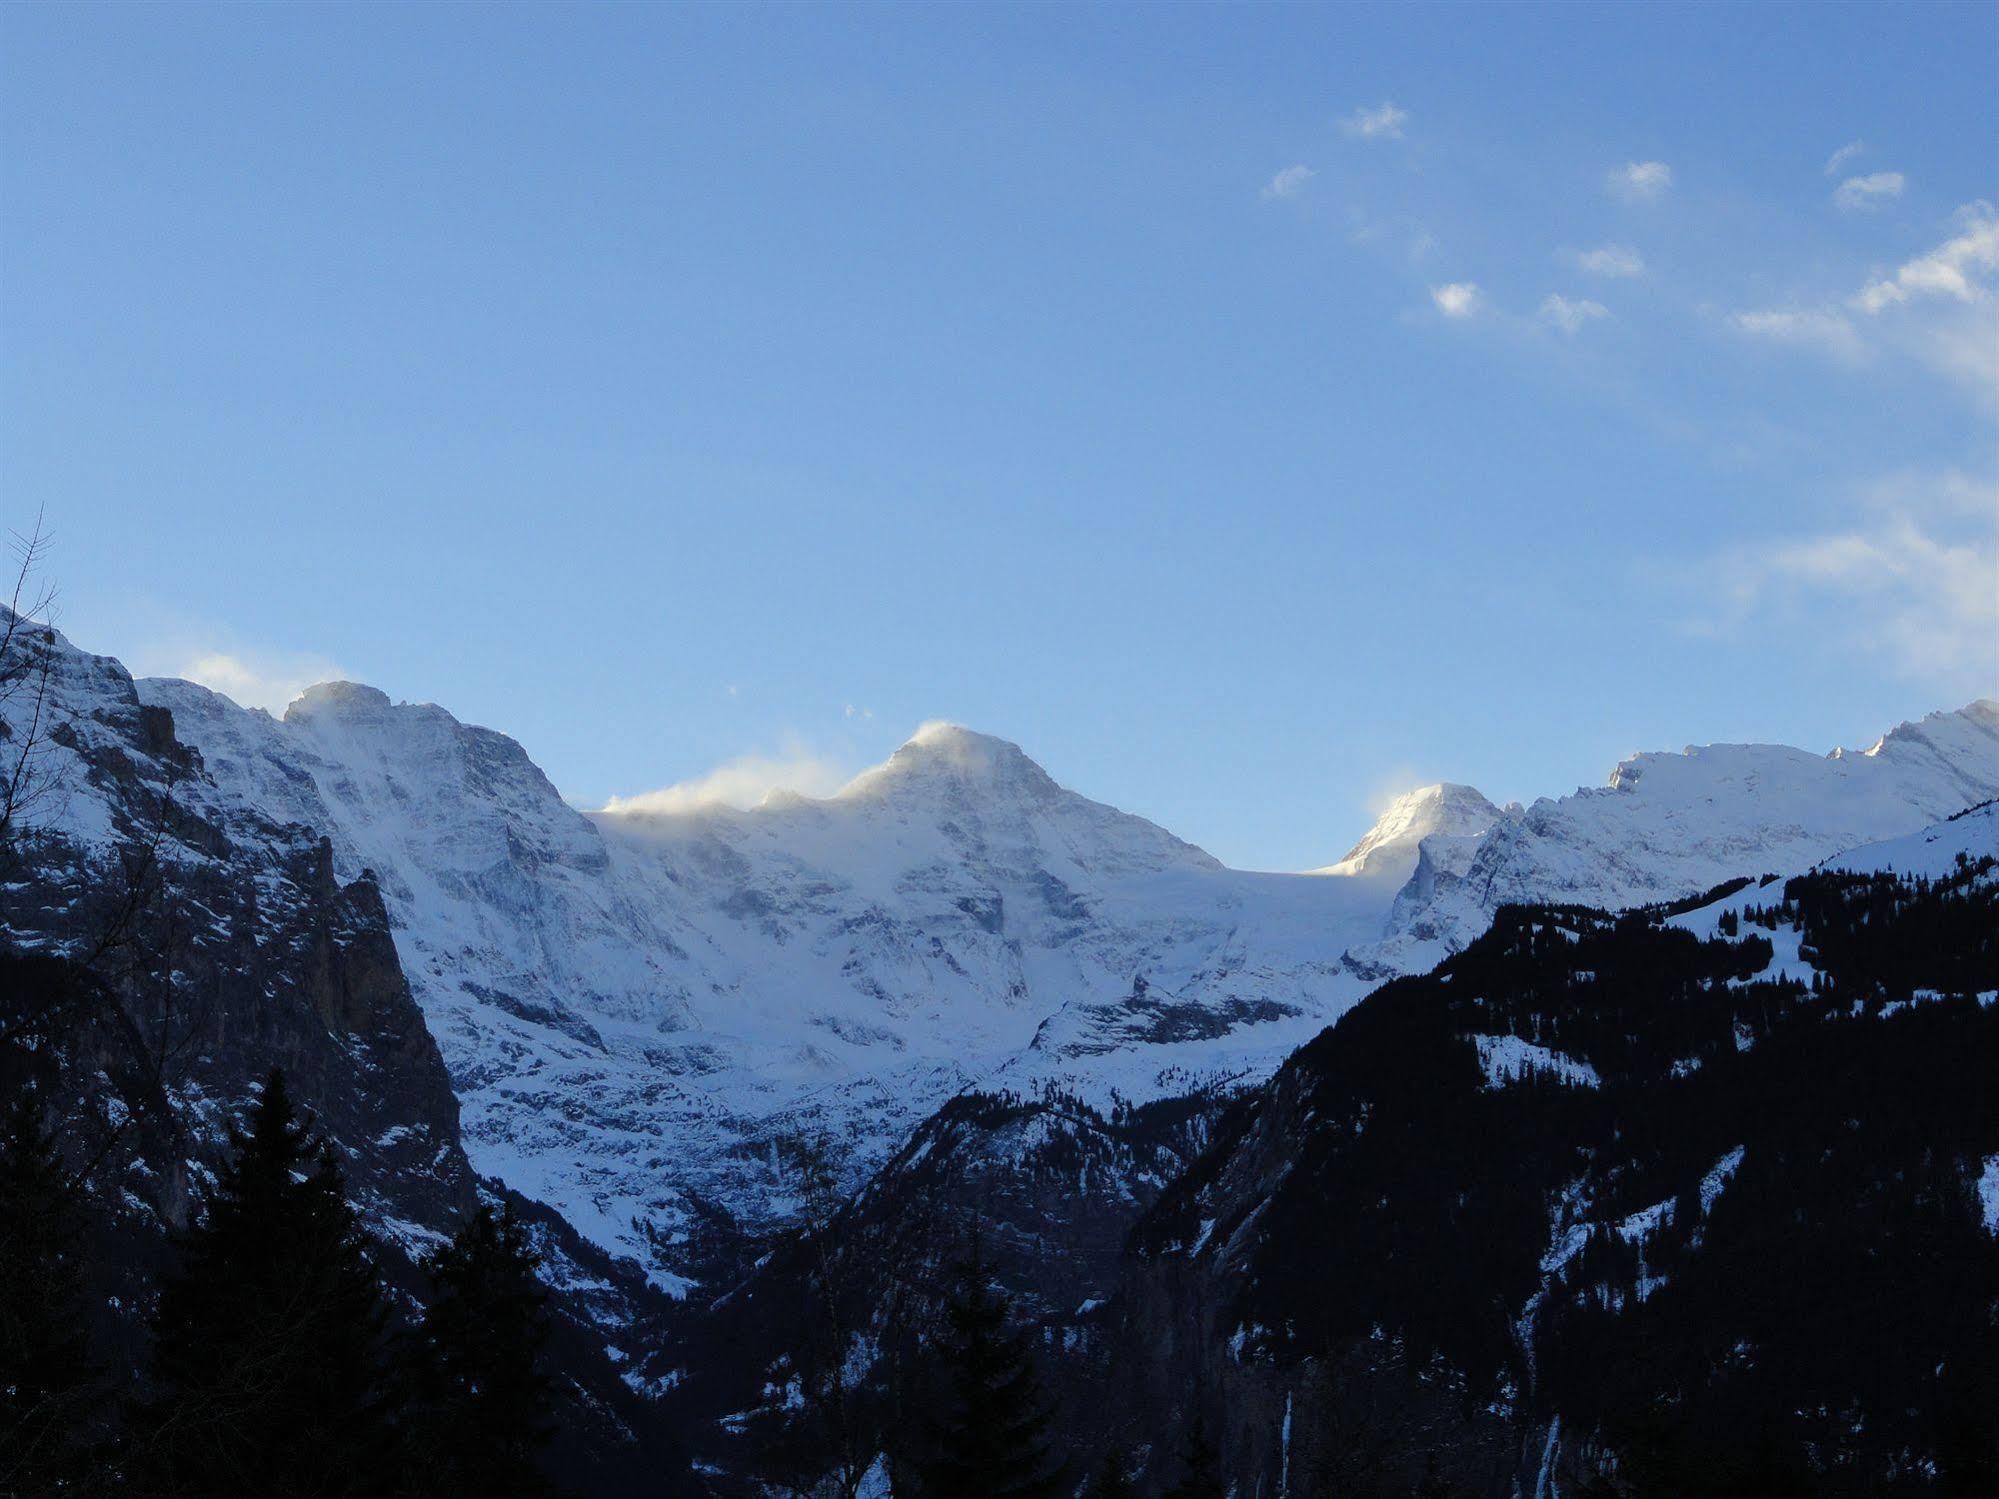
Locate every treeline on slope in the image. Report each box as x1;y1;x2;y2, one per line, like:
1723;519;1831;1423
1127;858;1999;1496
2;1009;560;1496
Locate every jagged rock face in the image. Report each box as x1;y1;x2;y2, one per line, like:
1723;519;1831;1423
1;616;687;1493
1;618;473;1255
1116;808;1999;1495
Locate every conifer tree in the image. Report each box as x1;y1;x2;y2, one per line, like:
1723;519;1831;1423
398;1201;557;1497
1164;1405;1225;1499
912;1233;1066;1499
136;1070;393;1498
1086;1443;1139;1499
0;1091;99;1494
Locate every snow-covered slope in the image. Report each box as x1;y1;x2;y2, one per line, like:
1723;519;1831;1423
1308;782;1502;887
1358;703;1999;975
125;652;1999;1290
1822;797;1999;879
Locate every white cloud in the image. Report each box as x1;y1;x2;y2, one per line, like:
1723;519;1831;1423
1608;161;1673;202
1727;203;1999;406
1710;471;1999;689
1261;164;1315;201
1343;102;1409;140
1730;307;1866;362
1540;294;1609;333
1570;244;1645;278
1430;282;1480;318
1854;200;1999;312
599;745;853;816
1833;171;1904;212
843;703;873;720
1824;140;1866;177
145;648;350;715
1842;202;1999;408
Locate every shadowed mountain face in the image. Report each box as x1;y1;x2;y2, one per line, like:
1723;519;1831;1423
0;619;472;1256
0;617;684;1492
1115;805;1999;1496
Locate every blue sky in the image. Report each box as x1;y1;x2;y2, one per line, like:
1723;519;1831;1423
4;2;1994;868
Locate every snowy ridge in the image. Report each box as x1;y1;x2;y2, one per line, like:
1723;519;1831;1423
1358;702;1999;975
1821;797;1999;880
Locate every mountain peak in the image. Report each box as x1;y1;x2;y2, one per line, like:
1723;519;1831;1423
1859;698;1999;759
837;722;1059;803
284;680;393;721
1313;782;1501;882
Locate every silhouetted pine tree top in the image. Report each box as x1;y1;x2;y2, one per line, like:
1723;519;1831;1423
0;1090;100;1492
914;1234;1068;1499
1163;1406;1226;1499
137;1069;395;1498
397;1201;558;1498
1086;1443;1139;1499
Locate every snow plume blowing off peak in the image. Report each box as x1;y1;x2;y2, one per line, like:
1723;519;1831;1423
836;720;1062;802
598;745;852;816
595;722;1049;818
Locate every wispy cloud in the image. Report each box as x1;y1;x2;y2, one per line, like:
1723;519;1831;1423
1607;161;1673;202
1727;202;1999;406
1824;140;1867;178
1430;282;1481;318
1706;471;1998;690
1261;164;1315;201
1845;201;1999;408
1540;294;1609;333
141;647;350;715
1833;171;1904;213
1730;308;1866;362
1343;102;1409;140
1569;244;1645;278
599;743;853;816
1853;200;1998;312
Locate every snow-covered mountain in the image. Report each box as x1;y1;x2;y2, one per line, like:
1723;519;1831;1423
1356;703;1999;976
0;619;472;1252
1307;782;1502;886
133;692;1399;1286
102;647;1999;1290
